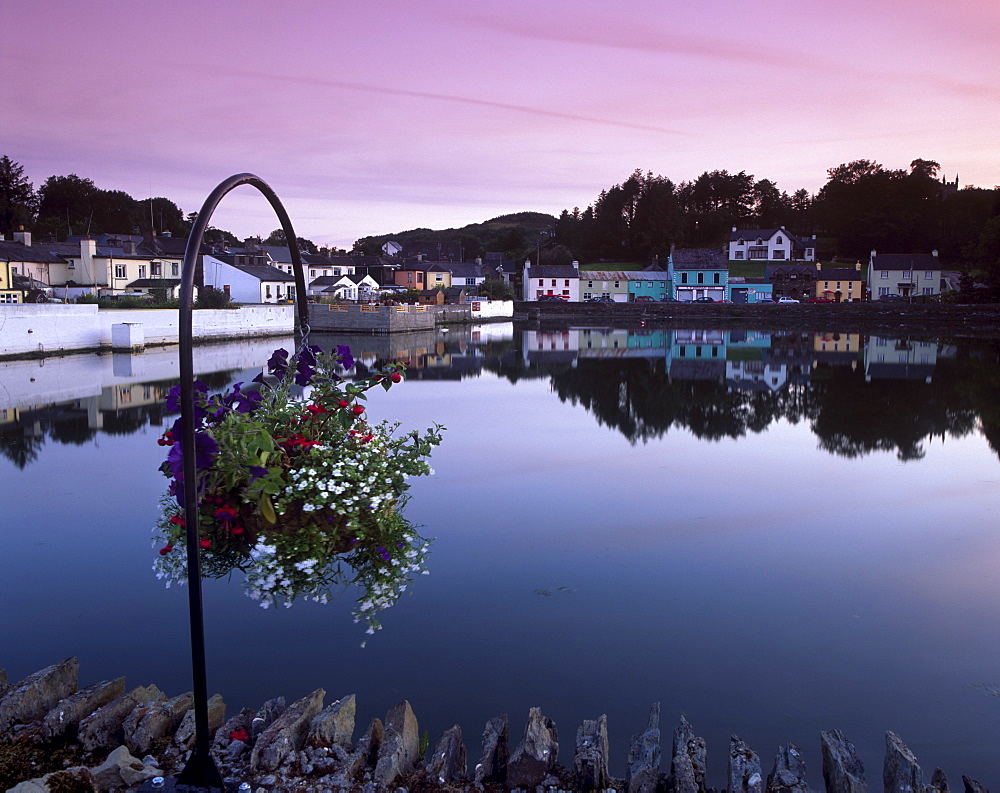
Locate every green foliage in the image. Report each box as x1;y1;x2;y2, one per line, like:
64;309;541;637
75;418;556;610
195;287;235;309
477;278;515;300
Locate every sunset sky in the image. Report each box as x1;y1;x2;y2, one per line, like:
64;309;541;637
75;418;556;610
3;0;998;249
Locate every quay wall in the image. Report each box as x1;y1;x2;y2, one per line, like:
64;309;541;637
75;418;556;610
0;305;295;359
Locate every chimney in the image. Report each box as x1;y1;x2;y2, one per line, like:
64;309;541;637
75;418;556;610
855;261;862;271
13;228;31;246
731;226;737;232
124;240;137;255
572;260;579;269
932;249;939;258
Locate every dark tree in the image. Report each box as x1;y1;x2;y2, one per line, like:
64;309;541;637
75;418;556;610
35;174;99;238
0;156;37;234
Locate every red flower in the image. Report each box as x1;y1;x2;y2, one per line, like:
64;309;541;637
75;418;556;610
352;404;365;415
168;514;186;527
229;728;249;743
159;545;173;555
199;539;212;549
390;373;402;383
305;404;328;415
214;505;239;521
337;400;349;408
232;526;245;535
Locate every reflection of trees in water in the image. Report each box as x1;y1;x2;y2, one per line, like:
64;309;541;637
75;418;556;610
47;415;98;446
543;341;1000;461
0;428;43;469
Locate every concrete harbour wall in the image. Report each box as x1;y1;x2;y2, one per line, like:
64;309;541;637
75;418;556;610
0;305;295;359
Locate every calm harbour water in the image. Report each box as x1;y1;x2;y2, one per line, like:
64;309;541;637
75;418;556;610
2;324;999;786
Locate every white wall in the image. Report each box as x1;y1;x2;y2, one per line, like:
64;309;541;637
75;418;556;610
0;304;295;357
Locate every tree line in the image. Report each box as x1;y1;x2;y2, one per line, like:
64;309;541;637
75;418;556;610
552;161;1000;278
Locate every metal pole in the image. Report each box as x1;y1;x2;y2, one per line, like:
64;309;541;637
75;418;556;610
172;174;309;789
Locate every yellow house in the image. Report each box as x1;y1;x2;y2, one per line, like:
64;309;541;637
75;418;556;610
0;258;19;303
815;263;864;302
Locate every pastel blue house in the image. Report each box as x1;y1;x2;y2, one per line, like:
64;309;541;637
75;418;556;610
669;249;728;301
628;261;671;301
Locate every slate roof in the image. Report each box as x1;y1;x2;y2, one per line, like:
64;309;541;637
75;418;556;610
0;241;65;263
766;264;818;277
582;271;633;281
871;254;940;270
126;278;182;289
816;268;864;281
234;265;296;282
526;265;580;278
671;249;728;270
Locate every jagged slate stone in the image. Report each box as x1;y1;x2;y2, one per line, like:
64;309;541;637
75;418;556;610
671;714;707;793
474;713;509;785
626;703;661;793
7;767;96;792
170;693;226;750
884;731;924;793
251;696;287;743
41;677;125;739
90;744;161;789
0;657;79;732
0;668;8;694
961;776;989;793
251;688;326;773
425;723;468;784
213;707;255;750
729;735;763;793
125;690;195;754
344;717;384;779
930;768;950;793
307;693;356;749
766;744;808;793
77;684;164;753
820;729;867;793
507;706;559;789
574;714;609;791
374;699;421;785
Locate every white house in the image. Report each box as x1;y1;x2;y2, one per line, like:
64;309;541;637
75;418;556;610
522;260;581;301
728;227;816;262
867;251;942;299
310;272;380;301
202;254;297;303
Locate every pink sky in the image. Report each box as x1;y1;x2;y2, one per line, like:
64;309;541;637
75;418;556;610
3;0;998;249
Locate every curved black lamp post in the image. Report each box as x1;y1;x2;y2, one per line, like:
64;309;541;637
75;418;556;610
174;175;310;788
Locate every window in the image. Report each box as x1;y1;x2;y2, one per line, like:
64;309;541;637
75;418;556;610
647;282;653;288
333;268;341;276
0;294;18;303
748;249;766;259
171;263;179;276
583;292;592;300
115;264;127;279
310;269;317;277
151;262;162;276
876;337;887;346
551;280;556;287
537;279;543;286
923;287;934;295
901;271;911;279
266;286;272;299
776;236;783;244
925;270;934;278
465;277;476;285
681;273;688;283
734;251;744;259
614;281;620;288
878;287;889;296
713;273;720;284
588;281;594;288
737;239;744;245
773;250;785;259
138;265;146;279
880;271;889;278
836;282;841;289
697;273;704;284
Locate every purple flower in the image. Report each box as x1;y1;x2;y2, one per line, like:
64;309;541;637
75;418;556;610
336;345;354;371
267;348;289;378
166;430;219;482
164;379;208;415
294;345;322;386
248;465;268;482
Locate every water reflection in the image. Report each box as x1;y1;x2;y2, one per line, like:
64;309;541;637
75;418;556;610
3;325;999;465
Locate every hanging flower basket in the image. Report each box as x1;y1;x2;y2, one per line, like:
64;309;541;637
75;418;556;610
151;344;444;634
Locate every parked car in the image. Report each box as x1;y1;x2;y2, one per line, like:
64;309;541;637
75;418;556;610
537;295;567;302
777;297;800;304
586;295;615;303
659;297;680;303
694;296;715;303
718;299;734;304
634;296;656;303
808;298;834;303
879;293;904;302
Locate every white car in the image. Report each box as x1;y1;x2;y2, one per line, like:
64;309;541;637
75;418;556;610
776;297;799;304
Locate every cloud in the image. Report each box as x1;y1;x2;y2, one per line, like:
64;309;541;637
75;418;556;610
196;65;691;138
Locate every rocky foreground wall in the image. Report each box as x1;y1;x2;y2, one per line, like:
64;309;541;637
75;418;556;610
0;659;991;792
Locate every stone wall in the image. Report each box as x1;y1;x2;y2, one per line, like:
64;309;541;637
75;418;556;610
0;658;989;792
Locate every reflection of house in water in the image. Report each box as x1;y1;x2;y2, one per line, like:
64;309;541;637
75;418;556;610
669;329;726;382
865;337;938;383
522;329;579;367
765;332;814;386
811;332;862;377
